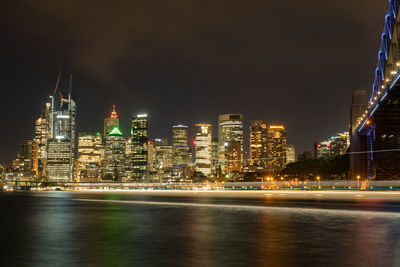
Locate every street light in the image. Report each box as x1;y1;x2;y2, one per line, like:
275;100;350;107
316;176;321;189
357;175;360;189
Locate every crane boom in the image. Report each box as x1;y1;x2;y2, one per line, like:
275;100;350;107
52;69;62;96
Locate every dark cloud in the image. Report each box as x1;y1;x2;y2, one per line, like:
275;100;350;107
0;0;387;164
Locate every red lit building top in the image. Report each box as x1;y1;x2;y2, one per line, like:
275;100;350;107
110;104;118;119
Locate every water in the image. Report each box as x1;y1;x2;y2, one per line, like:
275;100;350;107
1;191;400;266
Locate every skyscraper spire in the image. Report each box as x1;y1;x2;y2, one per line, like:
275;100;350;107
69;71;72;97
110;104;118;119
104;105;119;139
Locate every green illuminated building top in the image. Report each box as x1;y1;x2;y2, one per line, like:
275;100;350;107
109;127;123;136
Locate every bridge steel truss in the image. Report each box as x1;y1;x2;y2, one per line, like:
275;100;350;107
353;0;400;180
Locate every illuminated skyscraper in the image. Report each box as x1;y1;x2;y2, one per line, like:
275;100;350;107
172;125;189;166
76;132;102;181
34;105;50;177
172;125;191;181
218;114;243;173
249;120;267;168
46;140;72;182
131;114;148;181
46;73;76;182
124;138;133;178
35;117;49;159
147;140;155;179
103;127;126;181
195;124;212;176
153;138;173;182
211;138;219;175
104;105;119;139
286;144;296;165
331;132;350;155
267;125;287;174
15;140;38;178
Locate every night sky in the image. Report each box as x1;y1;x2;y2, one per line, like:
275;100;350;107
0;0;387;165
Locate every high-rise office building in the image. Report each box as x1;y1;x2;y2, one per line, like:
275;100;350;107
195;124;212;176
172;125;191;181
124;138;133;178
267;125;287;174
76;132;102;181
218;114;243;173
226;140;242;173
35;117;49;159
104;105;119;139
286;144;296;165
131;114;148;181
46;140;72;182
34;115;50;177
14;140;38;178
331;132;350;155
153;138;173;182
103;127;126;180
46;74;76;182
211;138;219;175
147;140;155;180
249;120;267;168
54;94;76;143
172;125;189;166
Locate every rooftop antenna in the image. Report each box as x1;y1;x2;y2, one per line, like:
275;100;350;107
41;97;44;118
69;69;72;97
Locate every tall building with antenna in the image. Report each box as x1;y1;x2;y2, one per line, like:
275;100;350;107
46;71;76;182
104;105;119;139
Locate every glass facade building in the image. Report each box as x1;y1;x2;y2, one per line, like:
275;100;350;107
195;124;212;176
218;114;243;174
249;120;267;168
131;114;148;181
103;127;126;181
46;89;76;182
76;132;102;181
267;125;287;174
172;125;189;166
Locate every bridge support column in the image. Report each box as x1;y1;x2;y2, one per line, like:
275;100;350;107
350;133;368;180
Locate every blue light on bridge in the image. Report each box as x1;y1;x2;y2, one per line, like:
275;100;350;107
389;72;400;90
370;104;379;117
370;0;400;101
359;121;367;132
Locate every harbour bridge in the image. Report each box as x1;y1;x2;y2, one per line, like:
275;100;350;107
351;0;400;180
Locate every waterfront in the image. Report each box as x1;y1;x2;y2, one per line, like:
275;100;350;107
1;191;400;266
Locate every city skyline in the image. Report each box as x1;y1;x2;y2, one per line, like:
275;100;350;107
4;91;352;169
2;2;400;267
7;88;304;182
0;0;387;165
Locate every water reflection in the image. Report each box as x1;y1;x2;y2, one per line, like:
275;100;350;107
2;192;400;266
31;192;77;265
